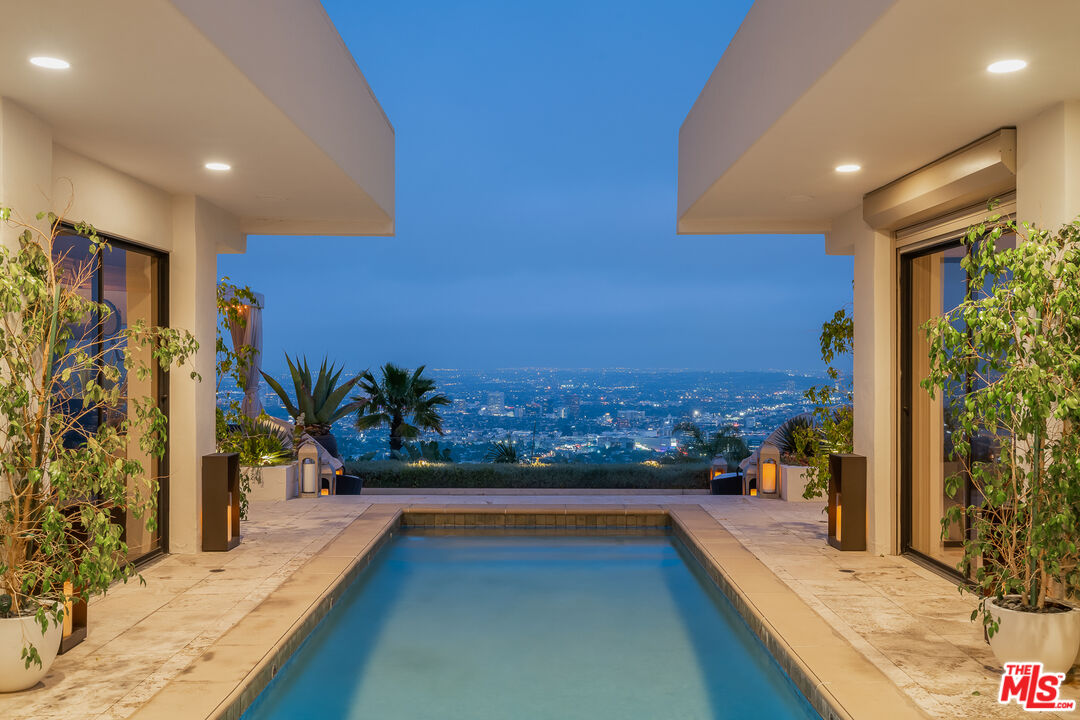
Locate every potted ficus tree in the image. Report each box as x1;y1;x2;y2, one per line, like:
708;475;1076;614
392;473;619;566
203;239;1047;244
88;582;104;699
0;208;198;692
922;207;1080;673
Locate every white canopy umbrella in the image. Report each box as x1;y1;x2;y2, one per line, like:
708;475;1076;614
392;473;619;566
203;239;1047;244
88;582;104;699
227;291;265;418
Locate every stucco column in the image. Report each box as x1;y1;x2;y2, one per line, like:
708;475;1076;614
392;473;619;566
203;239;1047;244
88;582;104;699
168;197;241;553
1017;100;1080;230
844;209;896;556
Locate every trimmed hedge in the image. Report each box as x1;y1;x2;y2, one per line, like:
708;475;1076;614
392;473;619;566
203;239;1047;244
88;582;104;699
342;461;710;490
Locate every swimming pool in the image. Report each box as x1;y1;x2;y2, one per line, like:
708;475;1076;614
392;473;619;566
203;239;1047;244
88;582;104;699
242;530;820;719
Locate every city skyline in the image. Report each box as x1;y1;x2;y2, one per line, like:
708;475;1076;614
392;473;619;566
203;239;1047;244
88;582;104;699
225;366;834;462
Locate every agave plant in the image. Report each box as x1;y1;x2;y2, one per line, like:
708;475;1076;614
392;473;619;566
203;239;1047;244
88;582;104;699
260;354;365;436
772;414;816;463
484;437;519;464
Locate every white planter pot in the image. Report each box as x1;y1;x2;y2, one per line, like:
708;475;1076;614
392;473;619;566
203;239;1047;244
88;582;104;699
0;611;63;693
242;462;298;503
779;465;814;502
987;597;1080;674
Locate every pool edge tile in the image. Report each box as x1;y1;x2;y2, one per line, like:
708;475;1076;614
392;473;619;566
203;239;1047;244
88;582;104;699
667;506;928;720
129;505;403;720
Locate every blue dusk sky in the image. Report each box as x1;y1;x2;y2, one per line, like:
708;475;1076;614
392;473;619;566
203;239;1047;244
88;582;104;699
219;0;853;376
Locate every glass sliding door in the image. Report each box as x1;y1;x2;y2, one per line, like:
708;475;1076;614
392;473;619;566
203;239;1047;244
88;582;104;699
901;234;1012;573
53;230;168;563
902;244;967;568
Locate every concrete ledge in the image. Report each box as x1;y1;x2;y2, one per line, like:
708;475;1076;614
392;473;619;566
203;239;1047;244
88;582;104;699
401;506;668;530
364;488;709;495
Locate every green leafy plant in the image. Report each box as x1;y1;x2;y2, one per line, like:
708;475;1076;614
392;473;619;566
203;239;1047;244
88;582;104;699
922;209;1080;632
484;437;519;464
261;354;364;436
674;422;750;468
0;208;199;667
342;460;710;489
218;414;293;518
798;308;854;499
354;364;450;453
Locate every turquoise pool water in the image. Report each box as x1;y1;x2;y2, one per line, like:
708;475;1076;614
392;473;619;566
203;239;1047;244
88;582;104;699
243;531;820;720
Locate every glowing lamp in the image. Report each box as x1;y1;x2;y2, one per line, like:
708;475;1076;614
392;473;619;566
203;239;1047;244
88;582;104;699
750;488;757;496
836;498;843;542
761;462;777;493
297;440;322;498
758;442;781;498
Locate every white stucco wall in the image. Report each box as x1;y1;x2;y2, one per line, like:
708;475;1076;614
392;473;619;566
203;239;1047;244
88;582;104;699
0;98;53;248
51;145;174;252
1017;100;1080;231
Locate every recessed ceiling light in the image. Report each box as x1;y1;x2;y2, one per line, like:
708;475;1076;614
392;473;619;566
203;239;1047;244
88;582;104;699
835;164;861;173
204;162;231;171
29;56;70;70
987;59;1026;74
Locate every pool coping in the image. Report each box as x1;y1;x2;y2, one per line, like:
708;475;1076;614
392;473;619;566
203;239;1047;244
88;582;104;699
130;504;927;720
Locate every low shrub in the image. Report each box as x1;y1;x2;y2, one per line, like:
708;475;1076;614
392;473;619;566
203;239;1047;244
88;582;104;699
341;461;710;490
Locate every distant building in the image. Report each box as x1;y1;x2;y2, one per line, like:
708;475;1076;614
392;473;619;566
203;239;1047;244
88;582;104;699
615;409;646;428
486;391;505;416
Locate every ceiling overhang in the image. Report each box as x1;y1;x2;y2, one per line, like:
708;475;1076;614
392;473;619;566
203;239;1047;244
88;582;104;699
1;0;395;236
677;0;1080;236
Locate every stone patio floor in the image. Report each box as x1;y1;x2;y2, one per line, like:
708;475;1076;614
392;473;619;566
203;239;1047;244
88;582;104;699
1;493;1076;719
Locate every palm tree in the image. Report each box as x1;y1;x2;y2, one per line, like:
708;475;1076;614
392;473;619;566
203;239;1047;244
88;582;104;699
353;364;451;453
675;421;750;466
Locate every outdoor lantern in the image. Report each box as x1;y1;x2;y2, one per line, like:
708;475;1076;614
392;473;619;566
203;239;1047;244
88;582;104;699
828;453;866;551
758;442;781;498
202;452;241;552
297;440;321;497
